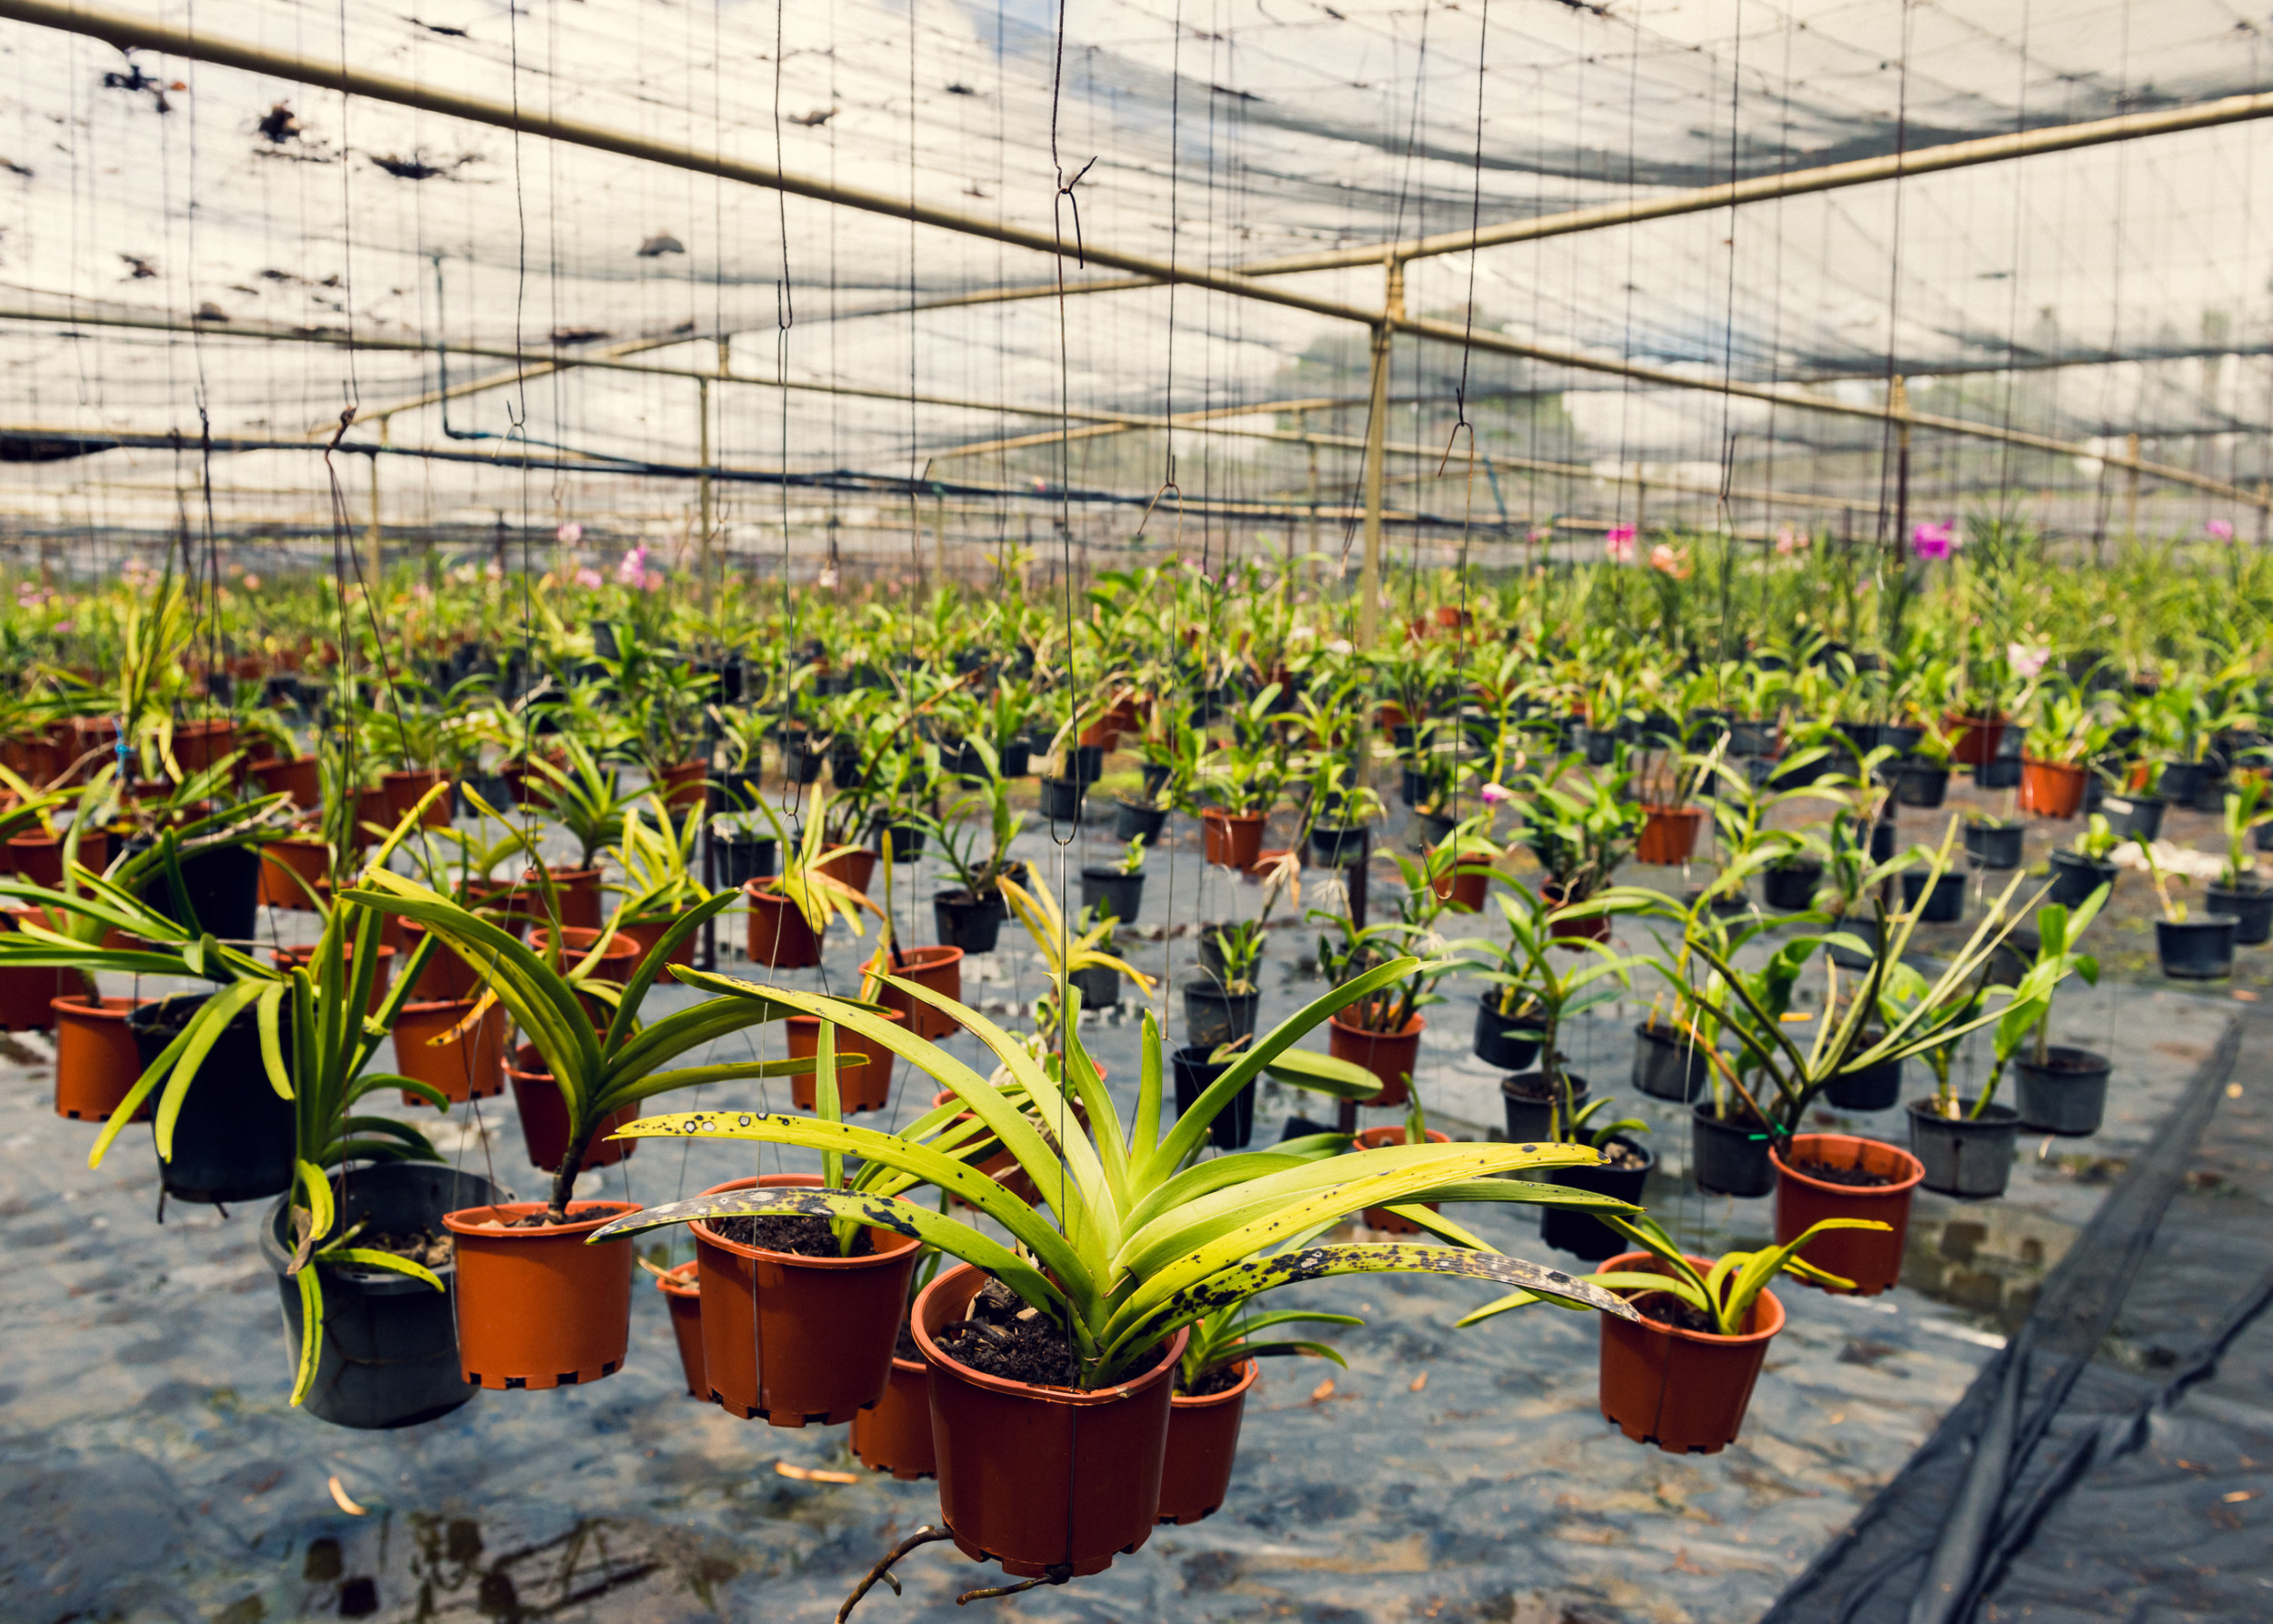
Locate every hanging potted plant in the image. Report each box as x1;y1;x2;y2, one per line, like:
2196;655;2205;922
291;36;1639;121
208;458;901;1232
1199;683;1289;869
593;957;1638;1590
2048;813;2122;907
2018;684;2107;819
1453;886;1634;1144
2204;778;2273;945
1517;758;1642;940
1310;855;1454;1108
2008;889;2113;1136
926;740;1025;954
1159;1299;1359;1526
736;786;884;968
2139;837;2237;980
1631;736;1722;866
345;873;817;1390
1458;1210;1885;1455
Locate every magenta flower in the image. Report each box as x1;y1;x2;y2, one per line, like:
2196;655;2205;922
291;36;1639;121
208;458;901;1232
1480;781;1514;805
615;545;648;586
575;566;604;589
1911;520;1955;560
2208;519;2237;543
1604;525;1637;564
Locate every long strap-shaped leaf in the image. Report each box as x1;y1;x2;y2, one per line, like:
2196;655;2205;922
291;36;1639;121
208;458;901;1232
598;887;745;1057
138;979;271;1162
586;1185;1074;1347
590;1054;835;1115
605;1109;1090;1304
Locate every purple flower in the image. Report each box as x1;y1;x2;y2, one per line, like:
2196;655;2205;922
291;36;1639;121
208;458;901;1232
1911;521;1955;560
1480;781;1513;805
1604;526;1637;564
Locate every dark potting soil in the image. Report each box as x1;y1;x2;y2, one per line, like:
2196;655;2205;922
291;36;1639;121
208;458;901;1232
353;1228;454;1269
894;1321;921;1363
1595;1140;1650;1171
1628;1290;1722;1336
1178;1359;1246;1398
939;1277;1077;1388
709;1214;876;1258
1794;1158;1898;1188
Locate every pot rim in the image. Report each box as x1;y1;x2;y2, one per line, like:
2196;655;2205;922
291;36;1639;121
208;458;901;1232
2019;755;2088;773
914;1261;1186;1402
441;1198;639;1238
1770;1132;1924;1197
1902;1098;2021;1127
1327;1011;1425;1040
1170;1354;1259;1411
52;993;148;1020
1600;1250;1786;1346
786;1007;907;1032
2157;913;2240;930
1351;1125;1452;1148
1687;1098;1773;1133
2014;1045;2113;1076
656;1260;700;1298
689;1173;923;1269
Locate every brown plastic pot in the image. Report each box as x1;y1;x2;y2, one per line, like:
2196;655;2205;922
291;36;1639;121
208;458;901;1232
1327;1013;1424;1108
656;1262;705;1398
1597;1251;1785;1455
506;1043;636;1173
404;919;482;1001
1637;805;1705;865
394;997;506;1108
2018;756;2088;818
1157;1357;1258;1525
1543;882;1610;944
786;1008;906;1112
1201;809;1267;869
0;907;55;1031
867;944;965;1041
441;1199;638;1389
256;837;329;908
53;995;152;1120
690;1175;923;1426
1947;713;2007;767
1350;1125;1450;1232
616;912;696;968
745;882;821;967
914;1263;1187;1579
271;943;396;1014
654;759;709;809
851;1343;936;1479
6;828;107;889
249;755;321;808
816;846;878;897
383;767;454;828
1769;1134;1922;1297
531;926;641;1026
170;717;238;777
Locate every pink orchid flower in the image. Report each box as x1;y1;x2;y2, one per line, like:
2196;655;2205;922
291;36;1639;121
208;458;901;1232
2208;519;2237;543
1604;525;1637;564
1911;521;1956;560
1647;543;1690;579
575;566;605;589
556;522;585;545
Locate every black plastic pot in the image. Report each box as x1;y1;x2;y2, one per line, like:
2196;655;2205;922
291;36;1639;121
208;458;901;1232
1880;724;1925;756
933;888;1007;955
1141;763;1172;800
1115;797;1168;845
1069;963;1120;1011
706;767;764;815
1183;983;1260;1049
1894;761;1949;807
1079;867;1145;924
2014;1046;2111;1136
129;838;261;943
829;743;865;789
1827;917;1886;972
1908;1099;2020;1198
257;1163;499;1429
1977;757;2023;790
1308;824;1370;868
1825;1049;1903;1111
2157;915;2237;979
1582;727;1618;767
2047;848;2117;908
1500;1070;1587;1146
1630;1021;1710;1103
1689;1103;1777;1198
1068;745;1106;785
2206;883;2273;946
1472;995;1544;1072
1538;1137;1655;1264
129;993;295;1205
1964;819;2024;871
1171;1045;1254;1150
2256;819;2273;854
1901;868;1966;924
879;823;926;863
2159;761;2211;804
2104;793;2165;842
1398;767;1430;807
1001;740;1033;778
1727;719;1776;757
714;832;778;891
1762;859;1822;912
1410;809;1457;853
781;733;826;785
1038;775;1086;823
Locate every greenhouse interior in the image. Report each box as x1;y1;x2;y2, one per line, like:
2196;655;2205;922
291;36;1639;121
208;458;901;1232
3;0;2272;1620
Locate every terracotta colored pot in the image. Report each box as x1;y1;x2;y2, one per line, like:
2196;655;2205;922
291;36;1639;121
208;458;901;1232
404;919;481;1001
53;995;152;1120
0;907;55;1031
815;846;878;897
851;1343;936;1479
2018;757;2088;819
654;759;709;809
271;943;396;1013
1769;1134;1923;1297
616;913;696;969
256;837;329;908
526;865;604;931
1201;809;1267;870
1597;1251;1785;1455
7;828;106;889
656;1262;706;1398
246;756;318;808
339;787;389;848
867;944;965;1041
1327;1013;1425;1108
1350;1124;1450;1231
1543;882;1610;944
506;1043;636;1174
1078;720;1121;751
690;1174;923;1425
462;877;543;935
1427;858;1490;913
383;768;454;829
2;731;61;785
786;1008;907;1112
532;925;641;1026
915;1263;1187;1579
1637;805;1705;866
170;717;238;777
1157;1357;1258;1525
1947;714;2007;767
442;1199;638;1389
746;883;821;967
394;997;507;1108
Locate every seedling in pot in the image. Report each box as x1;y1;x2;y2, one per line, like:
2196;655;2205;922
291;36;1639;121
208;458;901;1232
1177;1299;1360;1397
2217;778;2272;891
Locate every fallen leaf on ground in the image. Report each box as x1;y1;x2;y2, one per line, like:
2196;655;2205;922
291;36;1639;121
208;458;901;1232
1408;1372;1428;1392
1308;1378;1337;1404
327;1476;365;1515
776;1461;862;1484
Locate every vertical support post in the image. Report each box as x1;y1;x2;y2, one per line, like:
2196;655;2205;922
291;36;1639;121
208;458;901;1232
1357;258;1404;650
2124;432;2140;537
1636;475;1647;541
1890;376;1911;558
697;376;715;611
366;416;387;589
2259;482;2269;546
935;486;948;585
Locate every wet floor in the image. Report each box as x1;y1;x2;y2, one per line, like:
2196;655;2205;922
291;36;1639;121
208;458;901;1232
0;799;2243;1624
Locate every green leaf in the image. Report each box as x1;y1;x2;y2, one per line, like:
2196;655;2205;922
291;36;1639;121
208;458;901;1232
290;1267;323;1408
314;1248;446;1292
